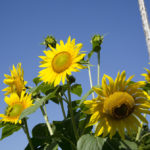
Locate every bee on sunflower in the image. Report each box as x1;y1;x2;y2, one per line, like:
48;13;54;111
38;36;86;86
83;71;150;139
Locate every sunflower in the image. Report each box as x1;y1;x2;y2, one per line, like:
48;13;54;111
83;71;150;139
38;36;86;86
2;63;27;96
141;65;150;82
0;91;33;124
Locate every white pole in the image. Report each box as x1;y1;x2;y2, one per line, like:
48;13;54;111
138;0;150;59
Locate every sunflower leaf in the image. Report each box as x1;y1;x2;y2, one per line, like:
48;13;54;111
19;87;58;120
119;140;138;150
77;134;106;150
79;85;101;106
71;84;82;97
0;124;21;140
33;77;42;86
79;88;94;106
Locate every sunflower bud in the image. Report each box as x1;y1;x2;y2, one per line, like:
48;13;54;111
91;34;103;53
41;35;57;48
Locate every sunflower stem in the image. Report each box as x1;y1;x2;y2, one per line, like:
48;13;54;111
87;62;95;99
22;118;34;150
136;113;147;141
59;93;67;119
40;105;53;136
97;51;100;86
67;79;79;141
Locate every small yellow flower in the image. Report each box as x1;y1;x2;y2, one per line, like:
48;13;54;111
141;65;150;82
39;36;86;86
2;63;27;96
0;92;33;124
84;71;150;139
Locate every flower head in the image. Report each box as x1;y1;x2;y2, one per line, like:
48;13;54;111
141;65;150;82
0;92;33;124
2;63;27;96
84;71;150;139
39;36;86;86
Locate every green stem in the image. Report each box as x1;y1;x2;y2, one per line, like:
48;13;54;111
59;93;67;119
67;79;79;140
139;132;150;142
87;62;95;99
40;105;53;136
136;113;147;141
22;118;34;150
97;51;100;86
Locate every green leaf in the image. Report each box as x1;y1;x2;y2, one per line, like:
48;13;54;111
33;77;42;86
19;87;58;120
79;85;101;106
32;123;51;140
71;84;82;97
119;140;138;150
53;119;76;150
0;124;21;140
77;134;106;150
79;88;93;106
25;123;58;150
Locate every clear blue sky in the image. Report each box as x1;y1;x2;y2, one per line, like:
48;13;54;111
0;0;150;149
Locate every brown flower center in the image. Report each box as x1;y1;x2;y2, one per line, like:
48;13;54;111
103;92;135;119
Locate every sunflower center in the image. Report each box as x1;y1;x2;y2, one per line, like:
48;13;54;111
103;92;135;119
52;51;71;73
8;103;24;117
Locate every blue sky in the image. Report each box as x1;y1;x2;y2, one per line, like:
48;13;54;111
0;0;150;149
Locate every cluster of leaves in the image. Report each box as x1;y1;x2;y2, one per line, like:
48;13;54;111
1;77;150;150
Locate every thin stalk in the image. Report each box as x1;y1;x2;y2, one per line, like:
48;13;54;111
87;63;95;99
59;93;67;119
136;113;147;141
67;79;79;140
22;118;34;150
139;132;150;142
97;51;100;85
40;105;53;136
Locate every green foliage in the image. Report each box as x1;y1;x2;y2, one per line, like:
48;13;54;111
71;84;82;97
0;123;21;140
138;125;150;150
33;77;42;86
77;134;106;150
79;85;101;106
25;123;58;150
19;87;58;120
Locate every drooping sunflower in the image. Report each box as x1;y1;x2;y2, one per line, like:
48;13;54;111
0;91;33;124
84;71;150;139
141;65;150;82
39;36;86;86
2;63;27;96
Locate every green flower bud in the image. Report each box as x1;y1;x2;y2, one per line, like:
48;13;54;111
91;34;103;53
41;35;57;48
